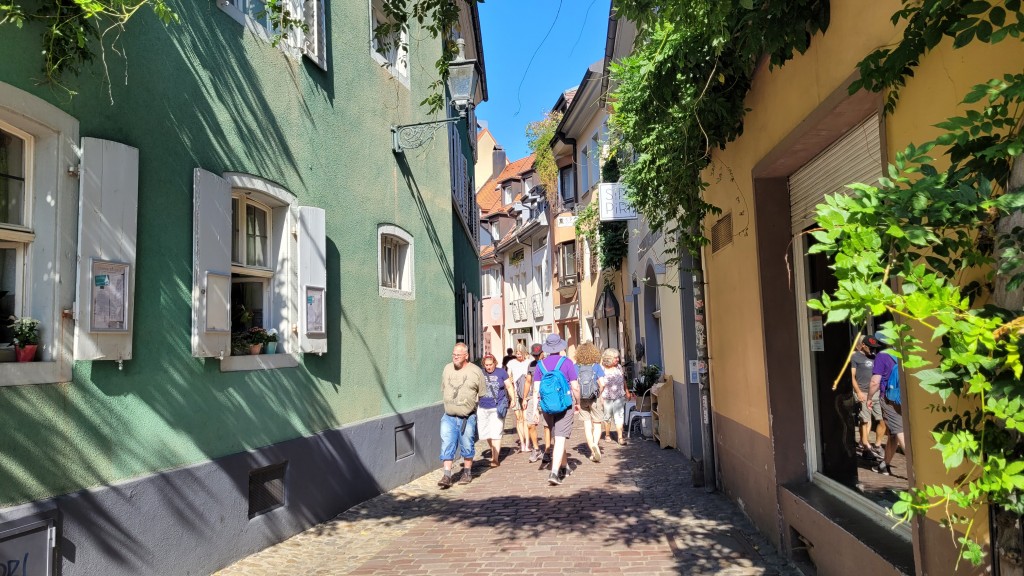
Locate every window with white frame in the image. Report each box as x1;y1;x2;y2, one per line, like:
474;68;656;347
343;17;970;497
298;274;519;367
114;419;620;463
217;0;327;69
578;145;590;194
558;242;576;280
370;0;409;84
192;171;327;367
0;125;27;346
558;166;574;206
0;82;80;384
378;224;414;299
482;268;501;298
502;185;513;206
230;193;274;336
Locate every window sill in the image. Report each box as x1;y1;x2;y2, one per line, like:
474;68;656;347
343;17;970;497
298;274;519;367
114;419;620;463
0;361;69;387
220;353;299;372
379;286;415;300
371;52;410;89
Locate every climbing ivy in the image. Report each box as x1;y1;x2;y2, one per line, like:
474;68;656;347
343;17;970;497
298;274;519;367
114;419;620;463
0;0;178;93
608;0;829;254
526;111;561;207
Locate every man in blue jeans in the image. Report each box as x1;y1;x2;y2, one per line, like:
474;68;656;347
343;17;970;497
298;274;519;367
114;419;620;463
438;342;486;488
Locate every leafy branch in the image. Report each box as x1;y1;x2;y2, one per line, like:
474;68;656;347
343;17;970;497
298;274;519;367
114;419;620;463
1;0;178;94
812;72;1024;565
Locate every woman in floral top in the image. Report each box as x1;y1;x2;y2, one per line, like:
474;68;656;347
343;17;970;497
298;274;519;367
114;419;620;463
600;348;631;445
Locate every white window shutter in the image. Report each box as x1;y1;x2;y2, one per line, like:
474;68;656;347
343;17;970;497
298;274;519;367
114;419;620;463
303;0;327;70
298;206;327;354
74;138;139;362
192;168;232;359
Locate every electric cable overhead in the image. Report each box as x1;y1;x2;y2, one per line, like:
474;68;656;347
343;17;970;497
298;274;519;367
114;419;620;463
514;0;564;117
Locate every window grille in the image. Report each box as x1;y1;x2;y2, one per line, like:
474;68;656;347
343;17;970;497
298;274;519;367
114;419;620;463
711;213;733;253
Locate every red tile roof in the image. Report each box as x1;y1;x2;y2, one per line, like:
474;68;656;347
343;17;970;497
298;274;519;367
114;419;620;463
494;154;535;184
476;175;501;216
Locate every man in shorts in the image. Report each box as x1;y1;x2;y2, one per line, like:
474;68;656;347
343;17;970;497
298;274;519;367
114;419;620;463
437;343;486;488
867;331;904;476
524;343;545;462
532;334;580;485
851;335;886;461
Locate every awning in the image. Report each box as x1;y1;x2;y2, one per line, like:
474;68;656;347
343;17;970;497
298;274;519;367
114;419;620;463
594;287;619;319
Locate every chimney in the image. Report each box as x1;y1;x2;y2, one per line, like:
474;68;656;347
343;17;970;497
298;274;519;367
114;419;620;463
492;145;506;180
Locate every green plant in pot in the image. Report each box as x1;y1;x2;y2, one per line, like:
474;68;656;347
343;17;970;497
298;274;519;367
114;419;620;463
243;326;269;355
632;364;662;410
265;329;279;354
8;316;40;362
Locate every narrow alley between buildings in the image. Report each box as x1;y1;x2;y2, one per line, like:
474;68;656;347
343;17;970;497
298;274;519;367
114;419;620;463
216;417;797;576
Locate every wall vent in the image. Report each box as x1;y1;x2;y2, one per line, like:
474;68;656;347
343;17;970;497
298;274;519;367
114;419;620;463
395;423;415;461
711;213;733;254
248;462;287;518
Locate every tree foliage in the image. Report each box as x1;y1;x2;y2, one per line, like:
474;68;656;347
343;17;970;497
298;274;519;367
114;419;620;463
812;1;1024;565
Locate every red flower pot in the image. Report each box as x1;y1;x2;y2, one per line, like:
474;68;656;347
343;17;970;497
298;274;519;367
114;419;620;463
15;344;37;362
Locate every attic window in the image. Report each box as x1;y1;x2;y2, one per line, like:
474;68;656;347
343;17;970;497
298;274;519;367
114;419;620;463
502;185;512;205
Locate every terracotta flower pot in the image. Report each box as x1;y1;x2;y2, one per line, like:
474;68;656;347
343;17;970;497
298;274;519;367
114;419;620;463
15;344;37;362
248;343;263;355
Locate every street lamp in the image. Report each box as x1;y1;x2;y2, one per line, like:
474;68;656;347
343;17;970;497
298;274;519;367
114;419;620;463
391;38;479;153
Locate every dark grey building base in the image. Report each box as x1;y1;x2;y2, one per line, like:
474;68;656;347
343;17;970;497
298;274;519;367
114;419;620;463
0;402;444;576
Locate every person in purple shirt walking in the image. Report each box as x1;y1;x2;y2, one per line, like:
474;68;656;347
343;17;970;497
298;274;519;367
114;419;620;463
867;331;904;476
531;334;580;485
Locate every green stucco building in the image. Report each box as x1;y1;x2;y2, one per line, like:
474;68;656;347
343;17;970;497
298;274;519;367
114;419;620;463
0;1;485;573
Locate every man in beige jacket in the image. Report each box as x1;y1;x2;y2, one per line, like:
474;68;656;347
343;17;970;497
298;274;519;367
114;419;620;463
438;342;486;488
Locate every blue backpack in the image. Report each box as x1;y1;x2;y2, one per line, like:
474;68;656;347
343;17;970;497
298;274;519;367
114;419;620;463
538;357;573;414
881;352;901;405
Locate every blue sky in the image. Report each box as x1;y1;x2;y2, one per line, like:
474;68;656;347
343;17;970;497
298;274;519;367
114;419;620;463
476;0;612;161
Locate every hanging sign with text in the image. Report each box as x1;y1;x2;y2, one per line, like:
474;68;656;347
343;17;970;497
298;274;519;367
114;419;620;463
598;183;638;222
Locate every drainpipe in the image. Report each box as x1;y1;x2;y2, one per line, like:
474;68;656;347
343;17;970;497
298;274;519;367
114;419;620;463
689;230;718;492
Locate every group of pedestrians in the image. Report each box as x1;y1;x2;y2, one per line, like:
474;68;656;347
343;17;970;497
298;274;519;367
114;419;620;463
436;335;633;488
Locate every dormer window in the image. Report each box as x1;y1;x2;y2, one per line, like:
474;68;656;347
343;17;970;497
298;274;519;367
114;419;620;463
502;185;512;205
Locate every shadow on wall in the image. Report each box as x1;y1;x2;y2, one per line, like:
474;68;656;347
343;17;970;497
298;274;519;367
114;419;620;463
0;2;443;574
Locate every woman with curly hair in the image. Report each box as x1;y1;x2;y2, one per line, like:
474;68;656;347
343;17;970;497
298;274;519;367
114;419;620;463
574;342;606;462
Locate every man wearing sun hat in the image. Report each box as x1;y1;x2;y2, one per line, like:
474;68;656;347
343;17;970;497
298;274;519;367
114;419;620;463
531;334;580;485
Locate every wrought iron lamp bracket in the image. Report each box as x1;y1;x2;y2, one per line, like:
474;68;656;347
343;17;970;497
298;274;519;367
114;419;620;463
391;114;466;154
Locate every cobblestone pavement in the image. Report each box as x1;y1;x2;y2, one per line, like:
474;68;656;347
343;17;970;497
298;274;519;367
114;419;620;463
216;417;800;576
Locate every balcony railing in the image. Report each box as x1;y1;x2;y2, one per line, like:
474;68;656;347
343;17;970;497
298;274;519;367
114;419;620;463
554;301;578;322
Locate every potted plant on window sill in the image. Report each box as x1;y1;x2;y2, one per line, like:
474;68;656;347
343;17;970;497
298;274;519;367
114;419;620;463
9;316;40;363
244;326;269;355
265;329;279;354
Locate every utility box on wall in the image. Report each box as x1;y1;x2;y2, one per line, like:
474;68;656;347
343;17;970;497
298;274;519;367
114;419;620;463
0;509;56;576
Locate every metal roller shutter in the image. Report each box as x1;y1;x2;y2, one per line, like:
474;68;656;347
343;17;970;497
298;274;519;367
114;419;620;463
788;115;883;234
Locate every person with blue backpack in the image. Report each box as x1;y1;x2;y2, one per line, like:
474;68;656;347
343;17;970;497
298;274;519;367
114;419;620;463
867;330;904;476
531;334;580;485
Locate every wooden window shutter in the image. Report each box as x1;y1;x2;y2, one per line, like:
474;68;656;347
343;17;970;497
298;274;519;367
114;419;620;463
303;0;327;70
191;168;232;359
74;138;139;362
298;206;327;354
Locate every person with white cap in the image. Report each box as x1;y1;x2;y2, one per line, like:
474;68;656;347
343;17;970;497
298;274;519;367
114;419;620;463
531;333;580;485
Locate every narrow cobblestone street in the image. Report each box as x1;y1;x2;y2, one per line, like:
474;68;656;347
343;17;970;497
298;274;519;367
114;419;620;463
216;418;799;575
